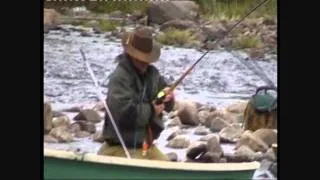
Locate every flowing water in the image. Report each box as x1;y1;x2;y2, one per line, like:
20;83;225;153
44;25;277;179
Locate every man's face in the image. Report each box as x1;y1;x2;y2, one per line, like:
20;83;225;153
132;58;149;73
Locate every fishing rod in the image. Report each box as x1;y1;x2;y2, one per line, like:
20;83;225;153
155;0;269;105
80;48;132;159
229;50;276;87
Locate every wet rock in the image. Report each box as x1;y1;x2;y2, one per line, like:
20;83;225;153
194;126;210;136
75;131;91;138
167;116;182;127
92;101;106;112
44;101;53;134
92;130;104;143
146;0;199;25
75;121;96;134
224;153;251;162
73;109;101;123
44;8;59;32
197;106;216;112
208;117;231;133
253;128;277;147
167;129;188;141
80;31;92;37
226;101;248;114
219;124;243;143
186;144;207;160
160;19;197;31
198;110;211;125
69;123;81;134
166;135;190;149
234;145;257;161
200;152;221;163
199;134;220;142
44;134;58;143
52;116;71;128
262;148;276;161
235;130;269;153
207;136;223;157
175;100;200;126
49;126;74;143
166;152;178;162
248;48;265;60
208;109;237;124
52;110;66;118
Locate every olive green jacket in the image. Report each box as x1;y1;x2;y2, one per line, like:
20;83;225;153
102;54;175;148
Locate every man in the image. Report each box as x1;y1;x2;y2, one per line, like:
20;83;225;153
97;26;175;161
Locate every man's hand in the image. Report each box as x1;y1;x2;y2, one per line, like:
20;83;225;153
153;101;165;116
162;87;174;103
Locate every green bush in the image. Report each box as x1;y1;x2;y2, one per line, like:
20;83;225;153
193;0;277;20
156;28;197;46
231;35;263;49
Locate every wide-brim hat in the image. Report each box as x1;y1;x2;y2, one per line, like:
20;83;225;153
121;26;161;63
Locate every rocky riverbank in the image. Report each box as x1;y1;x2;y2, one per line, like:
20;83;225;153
44;0;277;59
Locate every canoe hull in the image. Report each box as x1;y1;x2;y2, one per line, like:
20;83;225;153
44;156;257;179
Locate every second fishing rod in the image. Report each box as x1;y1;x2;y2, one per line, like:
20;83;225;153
154;0;269;105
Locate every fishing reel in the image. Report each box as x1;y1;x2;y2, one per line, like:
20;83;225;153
154;90;166;105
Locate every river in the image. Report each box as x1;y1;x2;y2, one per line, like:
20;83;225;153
44;25;277;179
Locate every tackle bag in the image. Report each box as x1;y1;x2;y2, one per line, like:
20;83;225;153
243;86;277;131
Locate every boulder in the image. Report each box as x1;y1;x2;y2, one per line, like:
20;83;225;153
194;126;210;136
52;116;71;128
253;128;277;147
208;117;230;133
44;8;59;33
167;129;188;141
146;0;199;25
49;126;74;143
175;100;199;126
166;152;178;162
44;101;53;134
92;101;106;112
74;121;96;134
69;123;81;134
219;124;243;143
166;135;190;149
44;135;58;143
199;134;220;142
234;145;258;161
206;136;223;157
226;101;248;114
198;110;211;125
235;130;269;153
73;109;101;123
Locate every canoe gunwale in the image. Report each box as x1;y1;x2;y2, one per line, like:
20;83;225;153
44;148;260;172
